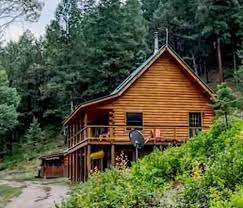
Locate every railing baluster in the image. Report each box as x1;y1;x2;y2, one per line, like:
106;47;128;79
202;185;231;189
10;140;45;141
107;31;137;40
67;124;209;150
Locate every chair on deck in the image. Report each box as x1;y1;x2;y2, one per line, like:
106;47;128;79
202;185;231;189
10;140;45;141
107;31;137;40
145;129;162;143
98;127;110;141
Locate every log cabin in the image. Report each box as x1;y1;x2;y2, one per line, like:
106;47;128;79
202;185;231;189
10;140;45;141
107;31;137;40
63;44;215;182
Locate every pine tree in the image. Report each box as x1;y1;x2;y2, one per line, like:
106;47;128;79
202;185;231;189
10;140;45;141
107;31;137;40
213;83;239;127
0;69;20;152
82;0;148;98
196;0;243;82
3;31;46;128
42;0;87;118
24;117;45;158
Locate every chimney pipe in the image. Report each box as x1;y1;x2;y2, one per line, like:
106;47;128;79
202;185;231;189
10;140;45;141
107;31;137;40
154;32;159;53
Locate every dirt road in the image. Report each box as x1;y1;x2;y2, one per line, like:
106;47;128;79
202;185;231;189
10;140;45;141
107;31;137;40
0;179;70;208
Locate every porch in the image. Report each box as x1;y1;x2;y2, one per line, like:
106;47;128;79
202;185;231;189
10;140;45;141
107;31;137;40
65;109;204;148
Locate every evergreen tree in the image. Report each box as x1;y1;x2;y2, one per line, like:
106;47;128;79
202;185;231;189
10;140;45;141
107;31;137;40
24;117;45;159
42;0;87;118
152;0;209;75
0;69;20;152
196;0;243;82
0;31;45;126
82;0;148;98
213;83;239;127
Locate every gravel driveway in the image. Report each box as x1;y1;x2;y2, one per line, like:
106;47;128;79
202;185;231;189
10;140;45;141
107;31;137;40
0;179;70;208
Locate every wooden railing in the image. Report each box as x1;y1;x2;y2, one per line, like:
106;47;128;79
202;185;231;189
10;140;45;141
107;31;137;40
67;125;205;148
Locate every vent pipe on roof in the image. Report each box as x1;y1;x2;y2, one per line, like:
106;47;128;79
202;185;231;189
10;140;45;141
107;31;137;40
154;32;159;54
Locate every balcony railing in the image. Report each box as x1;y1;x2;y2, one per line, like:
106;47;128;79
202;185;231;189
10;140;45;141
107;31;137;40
67;125;205;148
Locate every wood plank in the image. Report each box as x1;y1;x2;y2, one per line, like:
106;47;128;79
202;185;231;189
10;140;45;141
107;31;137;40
83;147;87;181
111;144;115;167
87;145;91;177
66;51;214;148
80;148;83;181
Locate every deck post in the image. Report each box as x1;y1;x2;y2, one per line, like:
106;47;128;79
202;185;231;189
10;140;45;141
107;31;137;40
87;127;91;139
111;144;115;167
68;154;71;179
101;158;104;171
75;151;78;181
84;113;87;138
84;146;87;180
87;145;91;177
73;152;77;181
72;153;75;181
80;148;83;181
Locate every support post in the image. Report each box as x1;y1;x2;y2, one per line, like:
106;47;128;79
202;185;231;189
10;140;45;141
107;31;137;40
111;144;115;167
84;113;87;138
68;154;70;179
80;149;83;181
135;147;138;161
75;151;78;181
100;158;104;171
87;145;91;177
84;147;87;180
72;153;75;181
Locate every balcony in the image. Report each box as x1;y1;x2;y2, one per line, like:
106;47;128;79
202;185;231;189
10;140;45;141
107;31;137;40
67;125;204;149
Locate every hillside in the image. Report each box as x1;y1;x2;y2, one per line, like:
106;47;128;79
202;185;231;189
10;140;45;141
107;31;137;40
0;125;65;181
62;117;243;208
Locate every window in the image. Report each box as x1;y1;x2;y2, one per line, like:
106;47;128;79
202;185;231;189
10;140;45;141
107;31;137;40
126;112;143;130
189;112;202;137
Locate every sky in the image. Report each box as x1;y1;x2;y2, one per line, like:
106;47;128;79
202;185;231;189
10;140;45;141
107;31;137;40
3;0;61;43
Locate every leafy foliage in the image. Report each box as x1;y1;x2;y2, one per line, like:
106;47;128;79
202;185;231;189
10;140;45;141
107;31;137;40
62;118;243;208
0;69;20;153
213;83;239;126
0;0;43;36
18;118;45;161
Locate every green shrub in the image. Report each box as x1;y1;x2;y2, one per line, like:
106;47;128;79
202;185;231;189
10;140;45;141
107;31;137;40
63;168;160;208
62;117;243;208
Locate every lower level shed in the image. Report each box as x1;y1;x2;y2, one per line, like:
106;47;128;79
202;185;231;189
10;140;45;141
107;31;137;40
39;152;67;178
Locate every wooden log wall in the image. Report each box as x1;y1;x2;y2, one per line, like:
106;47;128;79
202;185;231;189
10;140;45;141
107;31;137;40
97;53;214;141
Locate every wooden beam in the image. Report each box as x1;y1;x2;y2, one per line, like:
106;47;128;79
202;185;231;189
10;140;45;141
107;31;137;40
80;148;83;181
71;153;74;181
84;146;87;180
75;151;78;182
68;154;70;179
111;144;115;167
84;113;87;138
100;158;104;171
87;145;91;177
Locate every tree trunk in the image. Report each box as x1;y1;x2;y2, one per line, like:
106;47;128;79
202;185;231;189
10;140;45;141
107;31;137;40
204;60;209;83
70;96;74;112
217;38;224;83
233;51;237;72
224;112;228;128
191;53;198;75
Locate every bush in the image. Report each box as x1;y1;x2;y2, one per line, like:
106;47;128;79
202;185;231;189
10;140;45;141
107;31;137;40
62;117;243;208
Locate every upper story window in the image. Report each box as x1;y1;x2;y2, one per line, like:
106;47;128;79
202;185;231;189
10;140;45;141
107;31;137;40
189;112;202;137
126;112;143;130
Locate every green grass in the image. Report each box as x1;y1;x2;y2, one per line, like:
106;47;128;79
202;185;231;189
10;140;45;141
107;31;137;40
0;185;22;208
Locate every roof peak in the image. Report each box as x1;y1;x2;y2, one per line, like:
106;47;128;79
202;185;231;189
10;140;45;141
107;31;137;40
64;45;214;125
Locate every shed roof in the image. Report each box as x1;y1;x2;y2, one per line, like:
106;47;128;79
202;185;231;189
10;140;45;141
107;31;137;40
39;152;64;160
64;45;214;125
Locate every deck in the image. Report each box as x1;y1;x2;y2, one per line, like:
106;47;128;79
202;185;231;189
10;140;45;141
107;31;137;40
66;124;205;153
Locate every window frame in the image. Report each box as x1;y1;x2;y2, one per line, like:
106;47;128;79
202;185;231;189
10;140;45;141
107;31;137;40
125;112;144;131
188;112;202;138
